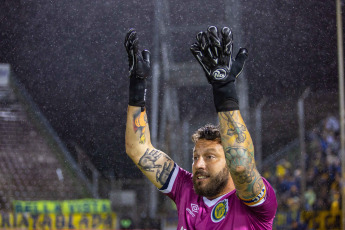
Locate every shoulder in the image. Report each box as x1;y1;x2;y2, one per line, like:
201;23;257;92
160;164;193;194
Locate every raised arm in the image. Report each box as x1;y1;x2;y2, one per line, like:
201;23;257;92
218;111;263;201
190;26;264;201
124;29;174;189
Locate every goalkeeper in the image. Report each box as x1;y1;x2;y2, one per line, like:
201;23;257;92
124;26;277;229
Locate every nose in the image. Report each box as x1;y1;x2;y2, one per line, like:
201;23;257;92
194;157;206;170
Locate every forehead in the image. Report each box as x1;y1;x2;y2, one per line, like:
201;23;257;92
193;139;224;154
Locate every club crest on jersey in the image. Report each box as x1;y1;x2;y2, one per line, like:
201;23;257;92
212;69;227;80
211;199;228;223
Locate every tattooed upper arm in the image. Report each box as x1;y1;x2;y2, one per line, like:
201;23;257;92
218;111;264;200
156;160;173;185
138;149;162;172
224;146;264;199
137;148;175;189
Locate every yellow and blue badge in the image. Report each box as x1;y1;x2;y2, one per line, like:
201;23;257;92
211;199;228;223
240;185;267;207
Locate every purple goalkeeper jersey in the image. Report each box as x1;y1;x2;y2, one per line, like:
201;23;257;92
160;164;277;230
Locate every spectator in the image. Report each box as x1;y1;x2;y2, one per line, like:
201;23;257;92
304;186;316;211
325;115;339;133
272;114;341;215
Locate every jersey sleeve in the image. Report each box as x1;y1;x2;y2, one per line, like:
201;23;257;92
241;178;278;221
159;163;193;206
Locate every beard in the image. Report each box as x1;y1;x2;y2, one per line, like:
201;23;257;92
193;166;229;198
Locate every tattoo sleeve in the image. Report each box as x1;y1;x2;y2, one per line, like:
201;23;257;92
138;149;162;172
133;109;148;144
126;106;175;189
219;112;246;143
138;148;173;187
219;111;264;200
156;161;173;185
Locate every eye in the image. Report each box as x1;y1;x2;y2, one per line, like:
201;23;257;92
207;155;215;160
193;156;198;161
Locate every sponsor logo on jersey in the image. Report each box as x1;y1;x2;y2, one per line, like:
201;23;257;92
212;68;227;80
191;203;199;213
186;203;199;217
211;199;228;223
186;208;195;217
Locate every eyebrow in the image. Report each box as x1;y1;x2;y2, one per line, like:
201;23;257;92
202;147;218;153
194;148;219;156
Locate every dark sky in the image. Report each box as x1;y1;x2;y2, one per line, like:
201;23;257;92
0;0;340;178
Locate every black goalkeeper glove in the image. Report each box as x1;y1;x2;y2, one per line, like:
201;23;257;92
190;26;248;112
124;28;151;110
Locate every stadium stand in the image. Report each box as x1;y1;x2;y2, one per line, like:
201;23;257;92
265;114;342;229
0;74;91;211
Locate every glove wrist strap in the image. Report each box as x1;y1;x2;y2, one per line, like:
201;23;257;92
215;99;239;112
212;81;239;112
129;76;147;110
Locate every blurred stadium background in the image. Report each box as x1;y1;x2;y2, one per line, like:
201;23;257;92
0;0;343;229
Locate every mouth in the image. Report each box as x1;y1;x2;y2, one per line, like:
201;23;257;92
197;175;208;179
194;174;209;181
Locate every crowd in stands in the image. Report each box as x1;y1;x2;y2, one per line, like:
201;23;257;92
263;114;341;229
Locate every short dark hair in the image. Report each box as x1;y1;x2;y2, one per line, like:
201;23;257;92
191;124;221;143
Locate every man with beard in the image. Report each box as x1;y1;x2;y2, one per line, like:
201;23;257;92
124;26;277;229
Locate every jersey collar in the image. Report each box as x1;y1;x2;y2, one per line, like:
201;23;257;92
203;190;236;207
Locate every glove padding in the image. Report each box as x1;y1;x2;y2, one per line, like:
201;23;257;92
190;26;248;112
124;28;151;109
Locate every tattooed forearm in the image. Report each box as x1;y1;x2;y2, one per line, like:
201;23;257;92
133;109;148;144
138;149;162;172
220;112;246;143
156;161;173;185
